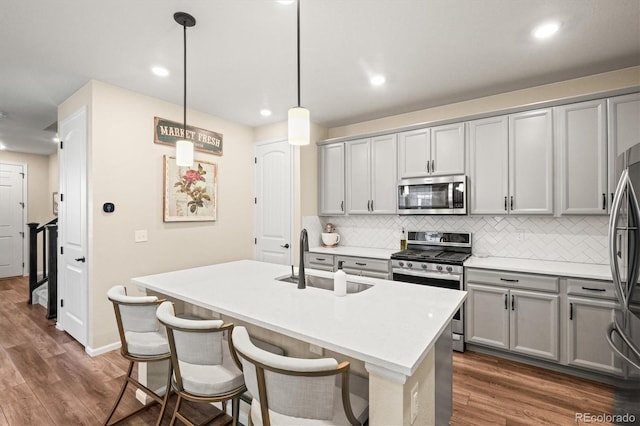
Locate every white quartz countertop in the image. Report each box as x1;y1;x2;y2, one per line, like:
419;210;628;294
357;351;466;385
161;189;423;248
464;256;612;281
132;260;465;377
309;246;397;260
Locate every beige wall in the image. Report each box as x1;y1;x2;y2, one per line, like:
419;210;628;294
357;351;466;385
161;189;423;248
48;152;58;199
59;80;256;349
0;151;53;226
329;66;640;138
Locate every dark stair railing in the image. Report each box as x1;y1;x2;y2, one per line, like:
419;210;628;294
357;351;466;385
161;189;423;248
27;218;58;319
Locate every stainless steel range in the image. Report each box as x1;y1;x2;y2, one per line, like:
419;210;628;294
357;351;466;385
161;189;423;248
391;231;471;352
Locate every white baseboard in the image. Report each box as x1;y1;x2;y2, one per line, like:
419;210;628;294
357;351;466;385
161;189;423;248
85;341;121;357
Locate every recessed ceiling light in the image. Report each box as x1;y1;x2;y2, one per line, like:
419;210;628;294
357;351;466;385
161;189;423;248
152;66;170;77
533;21;560;39
370;75;386;86
260;109;272;117
0;145;6;150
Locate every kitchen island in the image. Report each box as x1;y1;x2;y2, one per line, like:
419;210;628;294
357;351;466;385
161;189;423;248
132;260;466;425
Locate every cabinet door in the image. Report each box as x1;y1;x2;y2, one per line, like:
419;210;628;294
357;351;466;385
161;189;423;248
567;297;624;376
556;100;607;214
431;123;465;176
465;283;509;350
346;138;371;214
398;128;430;178
318;143;345;215
509;109;554;214
509;289;559;361
370;134;397;214
468;116;509;214
608;93;640;211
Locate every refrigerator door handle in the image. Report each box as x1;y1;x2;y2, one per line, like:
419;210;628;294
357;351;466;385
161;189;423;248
609;169;630;308
625;175;640;304
607;317;640;372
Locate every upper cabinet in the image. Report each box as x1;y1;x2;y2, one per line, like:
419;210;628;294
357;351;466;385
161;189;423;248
509;109;554;214
608;93;640;207
555;99;608;215
398;123;464;178
346;134;397;214
468;109;553;215
318;142;345;216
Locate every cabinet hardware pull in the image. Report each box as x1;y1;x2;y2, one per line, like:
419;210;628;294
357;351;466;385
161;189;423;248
602;193;606;210
581;286;606;292
371;200;374;211
504;196;507;211
511;294;515;311
431;159;435;173
341;201;344;211
426;161;430;173
504;294;508;310
367;200;370;211
510;196;514;210
355;262;367;266
315;257;325;261
500;278;519;283
569;303;573;320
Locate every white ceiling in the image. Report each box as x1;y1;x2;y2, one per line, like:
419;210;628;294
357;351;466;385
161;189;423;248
0;0;639;156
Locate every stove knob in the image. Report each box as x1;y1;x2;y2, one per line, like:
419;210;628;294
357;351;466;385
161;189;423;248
398;261;404;267
407;262;413;269
421;264;428;269
436;265;443;271
446;266;453;272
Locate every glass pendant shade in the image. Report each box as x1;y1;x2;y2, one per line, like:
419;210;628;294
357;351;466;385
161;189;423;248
175;139;194;166
288;106;310;146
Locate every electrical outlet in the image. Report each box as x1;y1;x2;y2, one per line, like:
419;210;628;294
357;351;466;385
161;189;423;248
410;382;419;424
309;343;323;356
134;229;148;242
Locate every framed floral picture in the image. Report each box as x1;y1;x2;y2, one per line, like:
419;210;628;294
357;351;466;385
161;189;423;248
163;156;217;222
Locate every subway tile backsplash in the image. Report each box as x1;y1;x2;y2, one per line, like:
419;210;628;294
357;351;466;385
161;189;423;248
303;215;609;265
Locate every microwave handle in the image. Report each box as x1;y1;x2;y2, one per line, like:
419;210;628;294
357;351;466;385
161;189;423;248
448;183;454;209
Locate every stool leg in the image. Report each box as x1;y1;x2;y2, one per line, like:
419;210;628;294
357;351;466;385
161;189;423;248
104;360;134;425
170;394;182;426
231;396;240;426
155;361;173;426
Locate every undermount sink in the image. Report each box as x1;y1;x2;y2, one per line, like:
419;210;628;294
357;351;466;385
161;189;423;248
275;274;373;294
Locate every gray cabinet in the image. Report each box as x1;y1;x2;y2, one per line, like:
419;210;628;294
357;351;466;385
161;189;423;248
346;134;397;214
318;143;345;215
336;255;390;279
566;278;624;376
555;100;608;215
305;253;335;272
468;109;553;215
608;93;640;210
398;123;464;178
465;269;560;362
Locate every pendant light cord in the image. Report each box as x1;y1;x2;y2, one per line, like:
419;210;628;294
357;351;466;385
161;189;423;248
183;23;187;140
297;0;301;108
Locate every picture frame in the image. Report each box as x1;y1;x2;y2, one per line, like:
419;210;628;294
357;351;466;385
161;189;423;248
163;156;217;222
53;192;59;216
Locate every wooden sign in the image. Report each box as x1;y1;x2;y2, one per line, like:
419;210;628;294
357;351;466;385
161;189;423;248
154;117;223;156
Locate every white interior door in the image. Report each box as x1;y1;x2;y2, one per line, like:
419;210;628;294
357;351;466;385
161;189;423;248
58;107;88;346
254;140;292;265
0;163;24;278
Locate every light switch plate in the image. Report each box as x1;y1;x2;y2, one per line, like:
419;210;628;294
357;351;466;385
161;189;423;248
135;230;148;242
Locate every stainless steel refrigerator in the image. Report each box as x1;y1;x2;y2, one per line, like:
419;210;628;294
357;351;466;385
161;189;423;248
608;142;640;420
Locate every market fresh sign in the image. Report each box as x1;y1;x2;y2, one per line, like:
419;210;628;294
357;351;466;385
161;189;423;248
154;117;223;156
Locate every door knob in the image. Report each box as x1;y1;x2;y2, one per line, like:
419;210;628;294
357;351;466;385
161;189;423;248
75;257;86;263
280;244;290;249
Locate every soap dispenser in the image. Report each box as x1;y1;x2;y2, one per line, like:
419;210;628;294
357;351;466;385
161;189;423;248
334;261;347;297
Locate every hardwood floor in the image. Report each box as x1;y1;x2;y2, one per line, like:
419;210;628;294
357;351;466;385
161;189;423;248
1;276;614;425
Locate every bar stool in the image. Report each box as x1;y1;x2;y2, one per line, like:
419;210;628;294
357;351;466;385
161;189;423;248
105;285;173;426
232;326;369;426
156;301;246;426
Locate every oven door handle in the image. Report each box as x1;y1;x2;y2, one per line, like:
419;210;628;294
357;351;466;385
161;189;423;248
393;269;462;282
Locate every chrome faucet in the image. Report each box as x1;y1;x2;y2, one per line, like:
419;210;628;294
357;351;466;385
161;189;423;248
298;228;308;289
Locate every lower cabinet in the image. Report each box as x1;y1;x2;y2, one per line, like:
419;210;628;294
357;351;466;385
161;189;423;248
566;296;623;375
305;254;335;272
466;283;560;361
336;256;390;279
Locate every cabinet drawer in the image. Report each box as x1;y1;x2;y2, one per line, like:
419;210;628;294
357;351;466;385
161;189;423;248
307;254;335;270
466;269;558;293
567;279;616;300
337;256;390;274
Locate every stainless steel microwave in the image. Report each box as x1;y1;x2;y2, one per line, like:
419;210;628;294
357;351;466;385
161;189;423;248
397;175;467;215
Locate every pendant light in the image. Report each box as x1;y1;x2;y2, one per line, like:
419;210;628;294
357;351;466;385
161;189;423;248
288;0;310;146
174;12;196;166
